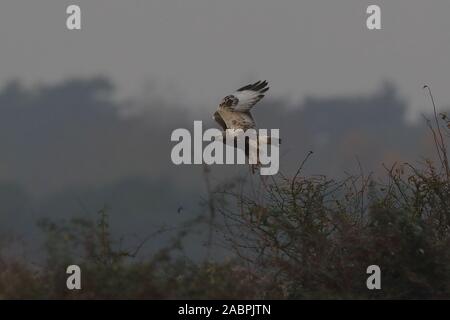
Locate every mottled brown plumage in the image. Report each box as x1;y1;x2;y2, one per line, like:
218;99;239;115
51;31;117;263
214;80;269;131
212;81;274;174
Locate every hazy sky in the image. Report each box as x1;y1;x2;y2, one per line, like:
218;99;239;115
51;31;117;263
1;0;450;118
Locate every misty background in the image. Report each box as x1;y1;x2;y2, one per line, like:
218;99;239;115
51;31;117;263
0;0;450;261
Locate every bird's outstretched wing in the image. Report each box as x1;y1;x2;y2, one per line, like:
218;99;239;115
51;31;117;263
231;80;269;112
214;80;269;130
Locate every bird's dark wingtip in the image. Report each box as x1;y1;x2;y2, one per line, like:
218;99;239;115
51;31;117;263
237;80;269;92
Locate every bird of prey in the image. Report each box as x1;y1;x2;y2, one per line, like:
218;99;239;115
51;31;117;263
212;80;277;173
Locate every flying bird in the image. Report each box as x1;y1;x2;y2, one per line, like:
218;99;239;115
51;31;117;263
212;80;278;173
